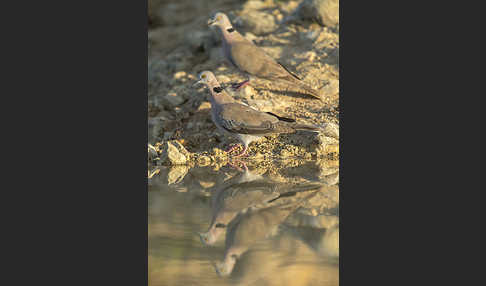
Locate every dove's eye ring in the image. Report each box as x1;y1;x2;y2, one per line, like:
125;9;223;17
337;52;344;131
216;15;221;21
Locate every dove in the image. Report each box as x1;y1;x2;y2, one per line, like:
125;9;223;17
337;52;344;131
208;12;322;100
213;189;321;277
194;71;323;157
199;165;324;245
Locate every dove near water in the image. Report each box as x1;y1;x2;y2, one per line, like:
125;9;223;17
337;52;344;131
199;166;324;245
208;12;322;100
214;189;321;277
194;71;323;157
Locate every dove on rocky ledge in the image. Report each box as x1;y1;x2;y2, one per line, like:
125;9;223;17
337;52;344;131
194;71;323;157
208;12;322;100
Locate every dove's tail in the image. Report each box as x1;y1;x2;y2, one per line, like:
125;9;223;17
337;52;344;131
296;82;322;100
292;122;326;133
279;77;322;100
267;182;323;203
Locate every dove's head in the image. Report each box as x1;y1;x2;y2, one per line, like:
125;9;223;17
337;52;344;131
208;12;232;30
198;231;217;245
194;71;218;87
214;255;237;277
214;246;245;277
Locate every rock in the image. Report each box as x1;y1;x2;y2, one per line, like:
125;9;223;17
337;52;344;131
235;11;278;35
148;167;160;179
160;140;190;165
148;60;168;93
322;122;339;139
148;144;159;161
242;0;267;11
184;29;216;53
215;75;231;84
321;78;339;98
148;117;165;143
281;149;291;157
173;71;187;80
322;171;339;185
196;155;211;166
165;92;186;107
319;166;338;177
198;180;215;188
241;85;257;98
167;165;189;184
290;0;339;28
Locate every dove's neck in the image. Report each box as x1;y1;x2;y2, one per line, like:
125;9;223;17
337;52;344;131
221;26;245;44
207;82;234;105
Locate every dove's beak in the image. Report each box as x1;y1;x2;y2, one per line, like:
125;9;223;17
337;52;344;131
193;80;203;87
197;232;207;244
207;19;216;26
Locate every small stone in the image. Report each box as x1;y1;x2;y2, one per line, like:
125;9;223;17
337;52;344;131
253;152;264;159
218;74;231;81
148;144;158;161
198;180;215;188
175;187;188;193
148;168;160;179
173;71;187;79
197;101;211;111
322;122;339;139
165;92;185;106
148;117;165;143
197;155;211;166
167;165;189;184
280;149;291;157
160;140;190;165
242;0;266;11
291;0;339;28
323;172;339;186
306;29;321;41
321;79;339;98
241;85;257;98
236;11;277;35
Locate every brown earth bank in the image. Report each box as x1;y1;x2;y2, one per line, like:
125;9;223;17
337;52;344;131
148;0;339;168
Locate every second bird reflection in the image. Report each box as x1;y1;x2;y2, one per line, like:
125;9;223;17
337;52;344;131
198;165;324;277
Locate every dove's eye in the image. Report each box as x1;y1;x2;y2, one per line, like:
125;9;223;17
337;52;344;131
216;15;221;21
201;74;206;79
215;223;226;228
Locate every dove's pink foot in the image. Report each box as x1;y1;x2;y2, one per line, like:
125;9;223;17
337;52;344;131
225;144;241;154
232;145;248;157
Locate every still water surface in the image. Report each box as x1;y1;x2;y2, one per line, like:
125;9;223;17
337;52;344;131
149;162;339;286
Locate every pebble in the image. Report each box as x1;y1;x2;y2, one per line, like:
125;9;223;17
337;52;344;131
160;140;189;165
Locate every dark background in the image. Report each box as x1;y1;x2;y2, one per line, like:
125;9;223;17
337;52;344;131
2;0;480;285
